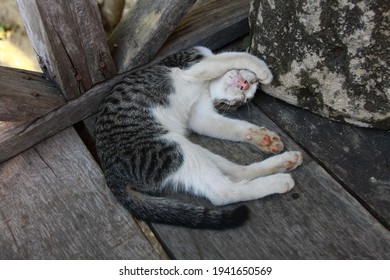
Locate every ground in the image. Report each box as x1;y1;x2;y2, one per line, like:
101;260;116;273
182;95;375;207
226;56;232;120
0;0;136;71
0;0;40;71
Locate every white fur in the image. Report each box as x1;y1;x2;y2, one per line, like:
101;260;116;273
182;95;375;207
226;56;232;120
153;48;302;206
180;51;273;84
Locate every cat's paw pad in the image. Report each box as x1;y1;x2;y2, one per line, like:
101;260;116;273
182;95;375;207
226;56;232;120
245;127;284;154
281;151;303;171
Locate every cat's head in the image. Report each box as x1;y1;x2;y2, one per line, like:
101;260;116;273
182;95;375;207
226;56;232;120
209;69;259;110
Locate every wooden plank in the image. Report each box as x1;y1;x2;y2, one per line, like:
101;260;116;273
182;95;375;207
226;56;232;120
0;73;123;164
254;94;390;229
156;0;250;59
17;0;116;100
149;104;390;259
0;66;65;121
0;127;159;259
80;95;390;258
0;10;251;164
108;0;196;73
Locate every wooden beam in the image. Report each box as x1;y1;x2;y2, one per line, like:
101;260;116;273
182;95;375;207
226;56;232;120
108;0;196;73
0;73;124;164
0;0;251;164
17;0;116;100
0;67;65;121
156;0;250;59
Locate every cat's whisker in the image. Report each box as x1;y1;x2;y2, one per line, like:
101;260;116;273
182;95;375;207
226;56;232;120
246;102;251;116
221;103;230;114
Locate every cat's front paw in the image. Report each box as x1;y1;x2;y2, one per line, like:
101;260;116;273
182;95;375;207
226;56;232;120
255;60;273;85
245;127;284;154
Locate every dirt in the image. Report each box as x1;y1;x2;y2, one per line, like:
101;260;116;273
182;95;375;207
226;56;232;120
0;0;41;71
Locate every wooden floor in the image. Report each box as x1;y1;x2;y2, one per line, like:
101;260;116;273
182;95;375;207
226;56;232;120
1;90;389;259
151;96;390;259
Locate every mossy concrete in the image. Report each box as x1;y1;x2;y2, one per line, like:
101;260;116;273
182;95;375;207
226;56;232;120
250;0;389;129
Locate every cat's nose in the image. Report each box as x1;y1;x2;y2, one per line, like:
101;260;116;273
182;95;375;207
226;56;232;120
239;80;249;90
235;79;249;90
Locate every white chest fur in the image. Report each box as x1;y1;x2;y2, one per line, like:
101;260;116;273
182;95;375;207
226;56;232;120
152;72;207;136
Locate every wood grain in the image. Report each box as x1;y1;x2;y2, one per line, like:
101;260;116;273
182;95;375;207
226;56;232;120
0;72;123;164
0;127;159;259
108;0;196;73
17;0;116;100
157;0;250;59
254;94;390;229
150;104;390;259
0;66;65;121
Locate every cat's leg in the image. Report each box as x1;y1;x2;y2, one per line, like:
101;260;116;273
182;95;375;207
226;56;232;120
192;115;284;154
163;135;295;205
208;173;295;206
189;95;284;154
180;52;273;84
202;148;303;181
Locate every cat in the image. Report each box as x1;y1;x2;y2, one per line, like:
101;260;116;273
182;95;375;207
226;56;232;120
95;47;303;229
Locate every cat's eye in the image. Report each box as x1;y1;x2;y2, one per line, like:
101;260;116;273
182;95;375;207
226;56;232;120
250;79;258;85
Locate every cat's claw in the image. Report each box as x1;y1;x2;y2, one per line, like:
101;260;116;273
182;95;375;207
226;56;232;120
245;127;284;154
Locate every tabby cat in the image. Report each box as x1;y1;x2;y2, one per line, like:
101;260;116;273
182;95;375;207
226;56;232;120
95;47;303;229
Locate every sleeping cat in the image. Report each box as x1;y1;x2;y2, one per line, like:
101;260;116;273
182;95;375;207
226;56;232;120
95;47;303;229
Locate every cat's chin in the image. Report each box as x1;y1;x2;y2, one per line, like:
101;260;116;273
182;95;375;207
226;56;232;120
213;99;249;111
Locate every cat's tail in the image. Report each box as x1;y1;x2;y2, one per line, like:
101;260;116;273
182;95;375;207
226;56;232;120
118;188;249;229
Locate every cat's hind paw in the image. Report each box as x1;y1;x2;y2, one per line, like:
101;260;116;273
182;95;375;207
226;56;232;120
278;173;295;193
261;173;295;194
277;151;303;172
245;127;284;154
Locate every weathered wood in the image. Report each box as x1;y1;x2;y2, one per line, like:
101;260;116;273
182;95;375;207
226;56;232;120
0;73;124;164
156;0;250;59
0;127;159;259
150;104;390;259
17;0;116;100
0;66;65;121
108;0;196;73
254;94;390;229
0;9;251;163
